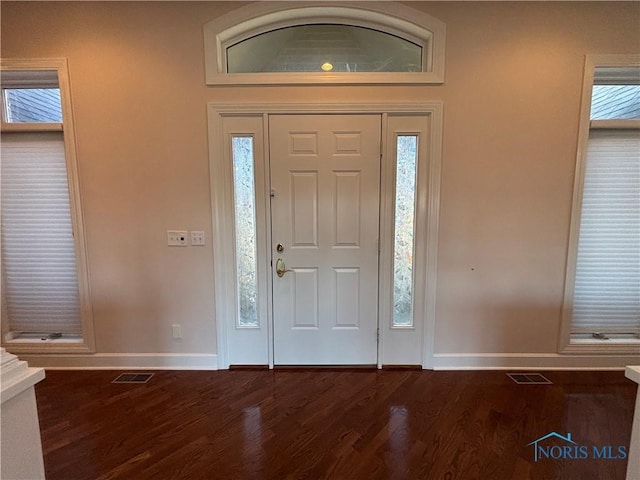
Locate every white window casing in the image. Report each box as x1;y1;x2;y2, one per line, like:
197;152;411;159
211;114;270;366
204;2;446;85
1;58;95;353
379;113;439;366
560;54;640;354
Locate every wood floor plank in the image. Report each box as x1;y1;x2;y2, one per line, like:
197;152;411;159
34;370;636;480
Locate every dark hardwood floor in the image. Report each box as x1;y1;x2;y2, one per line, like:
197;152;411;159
35;369;636;480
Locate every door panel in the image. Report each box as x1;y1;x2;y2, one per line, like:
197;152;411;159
291;172;318;246
269;114;381;365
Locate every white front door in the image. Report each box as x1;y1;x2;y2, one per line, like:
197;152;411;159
269;114;381;365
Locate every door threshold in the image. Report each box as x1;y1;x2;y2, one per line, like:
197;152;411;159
381;364;422;370
273;364;377;371
229;365;269;370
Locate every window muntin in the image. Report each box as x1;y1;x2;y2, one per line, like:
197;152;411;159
227;24;422;74
392;135;418;327
232;136;259;328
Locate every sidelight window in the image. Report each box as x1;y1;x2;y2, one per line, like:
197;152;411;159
232;136;259;327
392;136;418;327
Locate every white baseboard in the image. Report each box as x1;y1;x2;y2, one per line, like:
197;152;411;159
15;353;219;371
431;353;640;371
13;351;637;372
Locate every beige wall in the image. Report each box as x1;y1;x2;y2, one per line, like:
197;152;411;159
1;2;639;360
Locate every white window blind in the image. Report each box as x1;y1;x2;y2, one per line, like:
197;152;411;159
572;129;640;334
1;132;82;335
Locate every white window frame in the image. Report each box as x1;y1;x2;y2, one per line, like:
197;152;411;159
1;58;95;354
559;54;640;355
208;102;443;369
204;2;446;86
379;115;436;365
211;115;271;366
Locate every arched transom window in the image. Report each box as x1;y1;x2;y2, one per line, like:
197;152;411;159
204;2;446;85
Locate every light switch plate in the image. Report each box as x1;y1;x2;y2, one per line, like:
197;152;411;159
191;231;205;246
167;231;188;246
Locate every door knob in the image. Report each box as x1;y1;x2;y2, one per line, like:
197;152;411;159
275;258;292;278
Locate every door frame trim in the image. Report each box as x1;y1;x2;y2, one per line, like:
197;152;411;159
208;101;443;369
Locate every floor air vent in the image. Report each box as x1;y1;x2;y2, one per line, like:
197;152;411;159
507;373;552;385
112;373;154;384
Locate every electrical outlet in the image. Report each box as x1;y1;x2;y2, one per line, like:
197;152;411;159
167;231;188;246
191;231;205;246
172;324;182;340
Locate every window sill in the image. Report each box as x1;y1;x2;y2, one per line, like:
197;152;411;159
207;72;445;86
560;337;640;355
3;334;93;354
